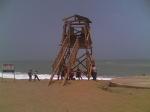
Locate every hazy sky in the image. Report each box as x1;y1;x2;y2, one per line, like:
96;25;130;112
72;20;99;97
0;0;150;60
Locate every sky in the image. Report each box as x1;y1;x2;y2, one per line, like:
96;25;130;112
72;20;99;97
0;0;150;61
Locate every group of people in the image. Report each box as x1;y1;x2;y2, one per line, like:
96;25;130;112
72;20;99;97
27;64;97;81
28;69;40;81
58;66;82;80
69;68;82;80
59;64;97;80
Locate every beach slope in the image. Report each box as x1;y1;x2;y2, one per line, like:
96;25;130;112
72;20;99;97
0;79;150;112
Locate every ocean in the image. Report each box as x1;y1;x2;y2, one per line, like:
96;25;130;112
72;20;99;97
0;59;150;77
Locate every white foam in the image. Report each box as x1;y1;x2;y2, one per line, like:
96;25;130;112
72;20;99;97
0;72;112;80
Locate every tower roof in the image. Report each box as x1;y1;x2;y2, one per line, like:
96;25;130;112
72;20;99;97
63;14;92;23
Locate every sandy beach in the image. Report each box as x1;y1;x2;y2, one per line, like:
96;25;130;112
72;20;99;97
112;75;150;88
1;0;150;112
0;78;150;112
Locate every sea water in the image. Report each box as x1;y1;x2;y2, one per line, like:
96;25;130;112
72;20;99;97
0;59;150;77
97;59;150;76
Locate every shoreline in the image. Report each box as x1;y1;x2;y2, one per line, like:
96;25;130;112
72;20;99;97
0;72;113;80
1;72;150;88
1;72;150;87
0;72;149;80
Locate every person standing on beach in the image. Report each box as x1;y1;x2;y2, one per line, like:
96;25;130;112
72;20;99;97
76;68;82;80
28;69;33;81
69;69;75;80
91;65;97;80
33;70;40;81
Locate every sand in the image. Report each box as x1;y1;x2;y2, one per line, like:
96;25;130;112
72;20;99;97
0;79;150;112
112;76;150;88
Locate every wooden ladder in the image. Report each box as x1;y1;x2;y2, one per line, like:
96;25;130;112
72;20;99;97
62;38;79;85
49;37;69;85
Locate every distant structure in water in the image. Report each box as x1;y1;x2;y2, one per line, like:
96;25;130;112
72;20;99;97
49;15;95;85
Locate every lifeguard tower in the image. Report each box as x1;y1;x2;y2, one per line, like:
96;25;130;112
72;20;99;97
49;15;95;85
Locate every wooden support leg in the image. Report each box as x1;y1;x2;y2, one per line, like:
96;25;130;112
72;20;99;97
1;72;3;81
14;72;15;81
48;73;55;86
62;68;70;86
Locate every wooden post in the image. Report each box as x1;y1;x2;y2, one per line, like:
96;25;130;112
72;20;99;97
1;72;3;81
14;66;15;81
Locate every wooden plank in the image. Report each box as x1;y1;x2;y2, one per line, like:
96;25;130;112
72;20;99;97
49;38;69;85
73;58;87;69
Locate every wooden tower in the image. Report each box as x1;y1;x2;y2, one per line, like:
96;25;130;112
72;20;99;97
49;15;95;85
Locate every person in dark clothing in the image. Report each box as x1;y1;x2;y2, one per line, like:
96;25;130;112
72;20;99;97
91;65;97;80
28;69;33;81
33;70;40;81
61;70;65;80
76;68;82;80
69;69;75;80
